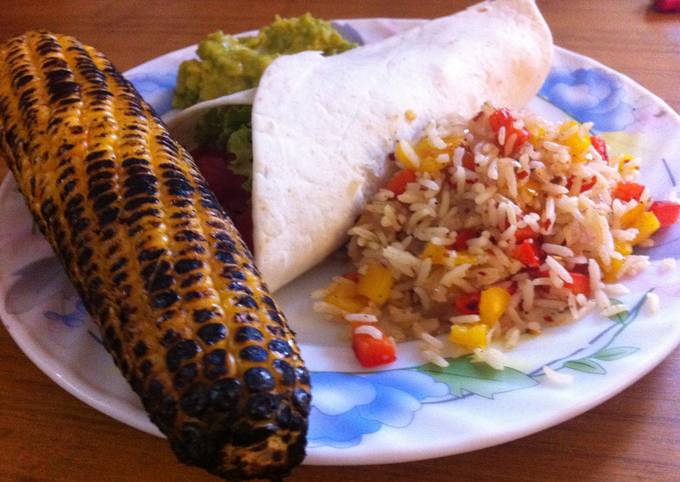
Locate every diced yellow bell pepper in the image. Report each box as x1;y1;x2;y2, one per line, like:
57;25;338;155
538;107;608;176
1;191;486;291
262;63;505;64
528;125;547;146
324;279;367;313
412;138;447;173
455;253;478;265
617;154;634;174
395;139;419;170
615;241;633;256
414;137;439;159
479;287;511;325
519;179;541;204
565;133;591;157
449;323;488;349
418;156;445;173
442;134;463;149
357;263;394;305
446;250;478;267
559;120;591;160
631;211;661;245
420;242;449;265
620;203;645;228
601;242;632;283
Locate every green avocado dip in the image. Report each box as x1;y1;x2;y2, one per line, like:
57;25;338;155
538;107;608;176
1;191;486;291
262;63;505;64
173;13;356;109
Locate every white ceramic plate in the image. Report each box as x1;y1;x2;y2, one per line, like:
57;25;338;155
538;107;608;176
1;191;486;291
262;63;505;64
2;18;680;465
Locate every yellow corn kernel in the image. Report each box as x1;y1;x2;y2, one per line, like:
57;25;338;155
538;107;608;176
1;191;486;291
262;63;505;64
357;263;394;305
479;287;511;326
324;279;367;313
420;242;449;265
631;211;661;245
620;203;645;228
449;323;488;349
395;139;419;170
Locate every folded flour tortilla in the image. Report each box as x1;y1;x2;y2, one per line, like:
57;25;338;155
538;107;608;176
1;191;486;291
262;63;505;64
251;0;553;291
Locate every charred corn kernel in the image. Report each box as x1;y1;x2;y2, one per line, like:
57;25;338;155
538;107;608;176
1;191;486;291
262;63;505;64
632;211;661;244
395;139;419;169
479;287;511;325
358;263;393;305
0;31;309;480
449;323;488;349
621;203;645;228
324;279;367;313
420;242;448;265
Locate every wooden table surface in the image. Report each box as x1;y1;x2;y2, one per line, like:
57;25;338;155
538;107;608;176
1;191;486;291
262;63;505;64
1;1;679;480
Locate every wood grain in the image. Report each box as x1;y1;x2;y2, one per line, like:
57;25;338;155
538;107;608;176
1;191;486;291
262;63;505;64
1;1;679;481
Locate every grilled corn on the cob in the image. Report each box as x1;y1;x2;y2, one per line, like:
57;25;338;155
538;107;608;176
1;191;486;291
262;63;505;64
0;31;310;480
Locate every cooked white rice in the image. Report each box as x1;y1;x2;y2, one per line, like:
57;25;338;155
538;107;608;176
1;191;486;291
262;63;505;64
316;104;668;367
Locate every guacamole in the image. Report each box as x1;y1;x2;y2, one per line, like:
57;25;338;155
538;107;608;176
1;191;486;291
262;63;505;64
173;13;355;108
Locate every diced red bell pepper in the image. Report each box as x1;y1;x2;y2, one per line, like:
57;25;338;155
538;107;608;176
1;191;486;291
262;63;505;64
488;108;528;155
650;201;680;227
515;226;539;242
612;182;645;202
342;272;360;283
453;229;478;250
590;135;608;161
462;148;476;171
386;169;417;195
454;292;481;314
489;108;513;133
567;175;596;193
506;127;529;155
564;273;591;296
352;332;397;368
512;239;542;267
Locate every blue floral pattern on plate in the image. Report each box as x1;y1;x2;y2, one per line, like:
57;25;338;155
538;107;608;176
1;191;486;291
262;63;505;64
539;67;635;131
308;370;448;448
